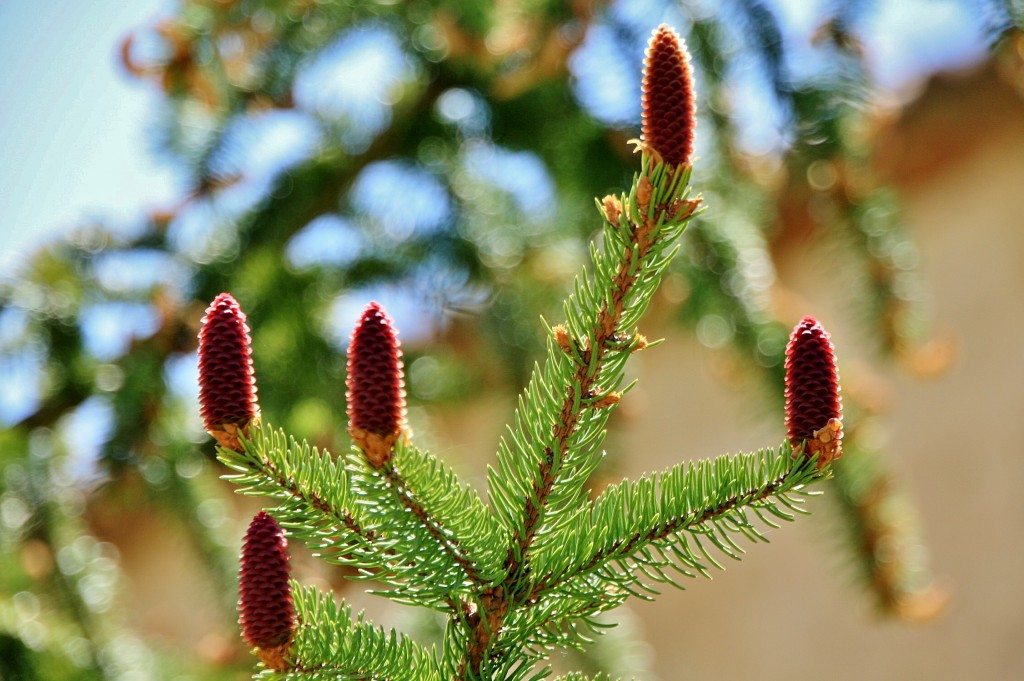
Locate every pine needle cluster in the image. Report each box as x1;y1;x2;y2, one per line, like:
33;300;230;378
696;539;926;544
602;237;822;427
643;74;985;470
198;24;844;681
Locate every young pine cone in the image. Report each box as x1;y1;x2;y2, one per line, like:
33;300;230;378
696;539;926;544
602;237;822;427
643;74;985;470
197;292;260;451
238;510;295;670
346;301;407;467
641;24;697;167
784;316;843;467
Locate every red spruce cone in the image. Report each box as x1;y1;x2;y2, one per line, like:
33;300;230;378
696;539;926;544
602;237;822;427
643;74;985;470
641;24;697;167
346;302;407;467
198;292;260;451
784;316;843;467
238;511;295;671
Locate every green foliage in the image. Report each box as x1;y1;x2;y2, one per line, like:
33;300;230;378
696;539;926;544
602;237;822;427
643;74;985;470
530;445;819;604
220;426;504;606
489;164;695;552
224;429;824;678
282;584;446;681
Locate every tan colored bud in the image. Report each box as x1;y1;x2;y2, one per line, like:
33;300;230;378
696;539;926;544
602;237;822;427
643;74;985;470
591;392;622;409
553;324;573;355
668;197;702;222
602;195;623;226
636;176;654;216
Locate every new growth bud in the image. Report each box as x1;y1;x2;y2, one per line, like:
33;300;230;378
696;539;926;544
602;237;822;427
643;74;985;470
784;316;843;467
553;324;574;355
238;511;295;671
198;292;260;451
601;195;623;226
641;24;697;168
346;302;407;467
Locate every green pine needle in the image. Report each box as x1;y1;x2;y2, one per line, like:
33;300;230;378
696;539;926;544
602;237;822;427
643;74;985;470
281;583;446;680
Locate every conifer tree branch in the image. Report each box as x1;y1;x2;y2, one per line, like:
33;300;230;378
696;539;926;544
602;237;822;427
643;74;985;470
504;162;697;571
344;301;499;599
193;20;869;680
220;428;468;608
504;203;660;574
516;210;657;552
527;446;823;608
471;158;700;679
218;427;375;545
380;459;489;587
410;29;706;676
374;440;505;585
284;583;446;681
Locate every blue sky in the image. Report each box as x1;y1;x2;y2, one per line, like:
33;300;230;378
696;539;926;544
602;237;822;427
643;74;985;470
0;0;177;272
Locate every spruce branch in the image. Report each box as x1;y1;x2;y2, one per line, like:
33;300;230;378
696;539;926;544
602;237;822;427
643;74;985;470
345;302;504;591
196;21;854;681
469;27;703;678
373;441;507;588
284;583;446;681
489;161;701;559
216;428;376;560
472;159;700;678
218;427;466;608
526;445;824;617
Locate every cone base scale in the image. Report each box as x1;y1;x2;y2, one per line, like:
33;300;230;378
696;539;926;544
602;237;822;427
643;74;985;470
209;417;260;453
350;426;403;468
792;417;843;469
255;642;293;673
